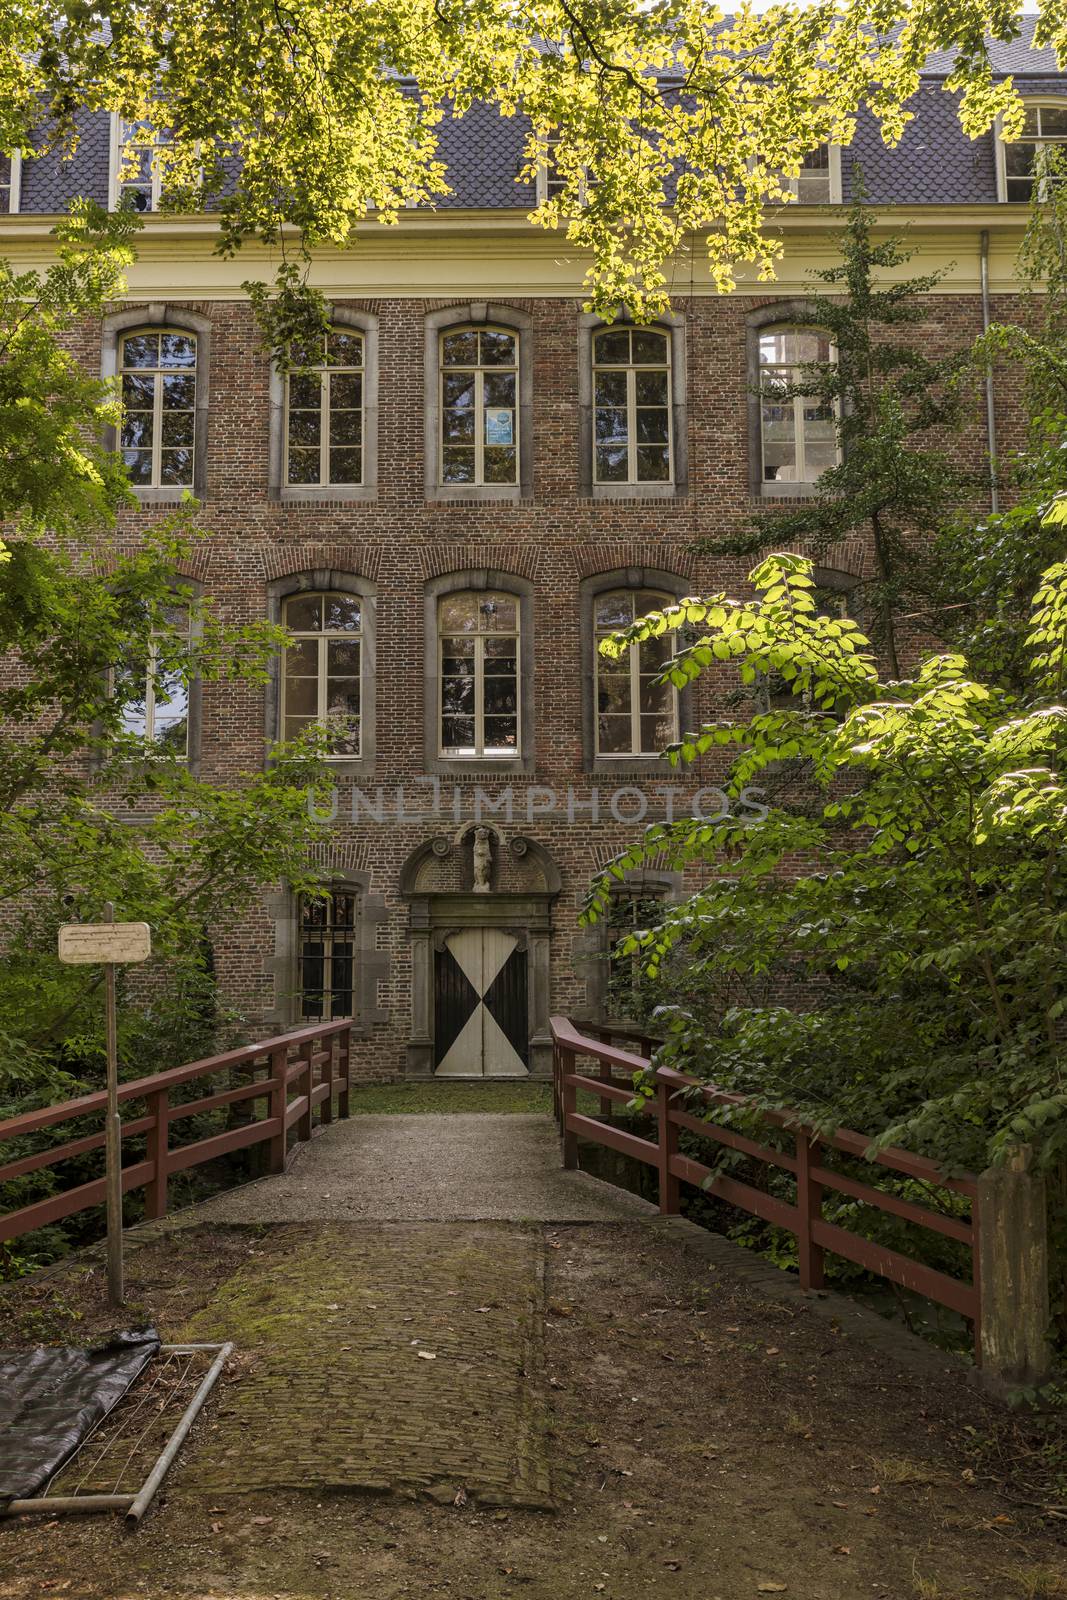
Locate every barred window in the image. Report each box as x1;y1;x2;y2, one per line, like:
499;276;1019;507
281;592;362;757
439;327;519;487
299;892;356;1020
439;591;520;757
758;327;839;488
593;328;672;485
594;590;678;757
285;329;365;486
119;330;197;488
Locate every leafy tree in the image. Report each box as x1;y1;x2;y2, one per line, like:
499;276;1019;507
585;549;1067;1179
711;195;971;679
0;213;331;1115
0;2;1063;327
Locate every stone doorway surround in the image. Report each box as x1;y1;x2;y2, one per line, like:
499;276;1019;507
400;825;561;1078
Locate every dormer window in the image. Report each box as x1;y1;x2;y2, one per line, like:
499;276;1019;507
774;142;841;205
999;102;1067;202
0;151;21;214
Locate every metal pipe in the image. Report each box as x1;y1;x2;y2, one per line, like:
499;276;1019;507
125;1341;233;1526
3;1494;135;1517
980;228;1000;514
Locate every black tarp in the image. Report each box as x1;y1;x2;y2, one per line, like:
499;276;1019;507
0;1328;160;1505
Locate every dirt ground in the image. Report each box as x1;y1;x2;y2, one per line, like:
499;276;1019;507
1;1219;1066;1600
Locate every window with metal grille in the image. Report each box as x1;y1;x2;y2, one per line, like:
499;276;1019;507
119;330;197;488
299;892;357;1020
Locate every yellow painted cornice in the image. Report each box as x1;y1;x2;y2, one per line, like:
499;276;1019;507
0;205;1035;298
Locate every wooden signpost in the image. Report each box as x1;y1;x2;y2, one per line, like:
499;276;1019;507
58;905;152;1307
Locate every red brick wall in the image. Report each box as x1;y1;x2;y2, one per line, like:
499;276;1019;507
65;291;1031;1076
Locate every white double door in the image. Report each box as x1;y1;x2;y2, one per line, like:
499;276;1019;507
433;928;529;1077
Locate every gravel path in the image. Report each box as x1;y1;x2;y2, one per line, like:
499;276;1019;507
195;1112;655;1223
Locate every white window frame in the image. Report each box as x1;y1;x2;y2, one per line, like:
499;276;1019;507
281;593;363;760
592;329;674;488
534;131;587;206
438;592;521;759
782;141;842;205
0;150;22;214
996;99;1067;203
594;589;679;758
284;331;365;488
758;325;841;494
120;609;192;759
438;326;520;489
109;113;160;212
119;329;198;489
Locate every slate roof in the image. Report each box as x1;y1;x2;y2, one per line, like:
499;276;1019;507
12;17;1067;214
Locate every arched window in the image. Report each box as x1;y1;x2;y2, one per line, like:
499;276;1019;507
758;326;838;489
594;589;678;757
592;327;672;485
285;329;365;486
119;329;197;487
439;326;519;487
999;101;1067;202
438;590;520;757
298;889;357;1020
281;592;362;757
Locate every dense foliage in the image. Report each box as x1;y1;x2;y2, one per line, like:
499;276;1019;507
0;213;332;1267
0;1;1064;331
710;196;972;678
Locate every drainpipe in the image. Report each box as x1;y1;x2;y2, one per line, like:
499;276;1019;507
980;229;1000;515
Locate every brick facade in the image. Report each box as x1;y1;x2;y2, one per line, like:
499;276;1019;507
57;286;1031;1078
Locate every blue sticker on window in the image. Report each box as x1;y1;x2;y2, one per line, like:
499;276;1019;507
484;408;514;446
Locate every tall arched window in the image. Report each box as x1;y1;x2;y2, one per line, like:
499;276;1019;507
119;330;197;488
285;329;365;486
298;889;357;1020
438;591;520;757
439;327;519;487
281;592;362;757
594;590;678;756
593;327;672;485
758;326;838;489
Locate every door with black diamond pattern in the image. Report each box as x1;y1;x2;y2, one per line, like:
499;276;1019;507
433;929;529;1076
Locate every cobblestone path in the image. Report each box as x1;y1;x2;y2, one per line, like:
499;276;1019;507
178;1221;555;1508
195;1112;655;1223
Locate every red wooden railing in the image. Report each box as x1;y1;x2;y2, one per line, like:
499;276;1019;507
551;1016;981;1355
0;1019;353;1245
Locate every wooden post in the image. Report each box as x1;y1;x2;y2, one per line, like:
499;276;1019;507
338;1026;351;1120
268;1046;289;1173
320;1039;335;1125
561;1051;578;1169
598;1058;614;1121
977;1144;1052;1388
297;1039;314;1143
657;1079;681;1214
795;1132;825;1290
144;1087;169;1220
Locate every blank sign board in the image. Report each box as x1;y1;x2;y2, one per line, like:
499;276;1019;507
58;923;152;965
